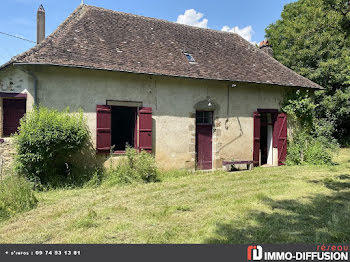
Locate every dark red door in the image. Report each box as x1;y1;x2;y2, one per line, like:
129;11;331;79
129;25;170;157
196;125;212;170
274;113;287;166
253;112;261;167
3;99;26;136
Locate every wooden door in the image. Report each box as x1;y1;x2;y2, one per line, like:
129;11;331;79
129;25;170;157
196;125;212;170
273;113;287;166
253;112;261;167
3;99;26;136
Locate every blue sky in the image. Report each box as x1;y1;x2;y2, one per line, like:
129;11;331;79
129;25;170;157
0;0;295;65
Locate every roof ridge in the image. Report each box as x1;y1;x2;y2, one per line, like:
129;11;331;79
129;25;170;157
84;4;255;41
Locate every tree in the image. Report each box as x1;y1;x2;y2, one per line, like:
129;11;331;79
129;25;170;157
266;0;350;145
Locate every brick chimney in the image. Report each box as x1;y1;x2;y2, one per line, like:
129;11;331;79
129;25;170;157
259;40;273;57
37;4;45;44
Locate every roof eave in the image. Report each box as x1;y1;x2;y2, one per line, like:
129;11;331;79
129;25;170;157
0;61;14;71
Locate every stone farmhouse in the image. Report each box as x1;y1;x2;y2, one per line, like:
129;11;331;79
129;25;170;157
0;4;321;171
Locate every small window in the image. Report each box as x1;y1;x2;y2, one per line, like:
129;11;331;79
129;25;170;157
260;113;272;125
196;111;213;125
184;52;195;62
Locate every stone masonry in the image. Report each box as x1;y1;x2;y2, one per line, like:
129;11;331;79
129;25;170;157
0;138;16;176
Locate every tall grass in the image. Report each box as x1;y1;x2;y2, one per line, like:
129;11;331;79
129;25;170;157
0;175;38;220
103;147;159;186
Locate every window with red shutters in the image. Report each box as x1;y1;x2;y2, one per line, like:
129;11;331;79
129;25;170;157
96;105;153;154
96;105;111;153
138;107;153;153
253;111;261;167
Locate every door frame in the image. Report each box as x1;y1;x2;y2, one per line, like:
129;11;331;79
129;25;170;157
254;109;279;166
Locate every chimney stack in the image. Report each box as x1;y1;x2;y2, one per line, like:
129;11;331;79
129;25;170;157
37;4;45;44
259;40;273;57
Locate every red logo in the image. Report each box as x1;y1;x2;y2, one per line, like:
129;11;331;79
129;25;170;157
247;245;263;261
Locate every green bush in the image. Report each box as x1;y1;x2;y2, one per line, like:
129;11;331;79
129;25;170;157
281;89;316;130
0;175;38;220
286;135;305;166
282;89;338;166
304;140;333;165
104;147;159;186
286;132;334;166
14;107;89;187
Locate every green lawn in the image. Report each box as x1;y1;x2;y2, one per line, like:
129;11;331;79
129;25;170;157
1;149;350;244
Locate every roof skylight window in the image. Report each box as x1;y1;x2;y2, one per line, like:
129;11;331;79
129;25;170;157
184;52;195;62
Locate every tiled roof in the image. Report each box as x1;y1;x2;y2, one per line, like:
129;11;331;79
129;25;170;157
2;5;321;89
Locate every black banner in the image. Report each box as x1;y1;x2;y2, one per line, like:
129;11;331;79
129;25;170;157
0;244;348;262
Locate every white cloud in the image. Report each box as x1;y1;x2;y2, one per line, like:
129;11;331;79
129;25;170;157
176;9;208;29
221;25;256;45
176;9;257;45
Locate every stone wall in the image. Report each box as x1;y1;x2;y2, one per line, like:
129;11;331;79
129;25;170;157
0;65;299;170
0;138;16;176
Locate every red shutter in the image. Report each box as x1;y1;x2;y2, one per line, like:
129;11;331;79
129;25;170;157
138;107;152;153
96;105;111;153
274;113;287;166
253;112;261;167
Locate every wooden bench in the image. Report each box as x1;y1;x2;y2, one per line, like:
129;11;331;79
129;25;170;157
222;160;255;171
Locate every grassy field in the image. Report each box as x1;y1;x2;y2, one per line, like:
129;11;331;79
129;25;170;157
0;149;350;244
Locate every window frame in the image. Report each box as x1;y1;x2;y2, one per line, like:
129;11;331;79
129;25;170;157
184;52;195;62
196;111;213;126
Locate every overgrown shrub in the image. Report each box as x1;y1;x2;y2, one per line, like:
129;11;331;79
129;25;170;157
0;175;38;220
83;168;104;188
304;140;333;165
286;132;334;166
285;132;307;166
281;89;316;131
282;90;338;165
104;147;159;186
14;107;89;187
